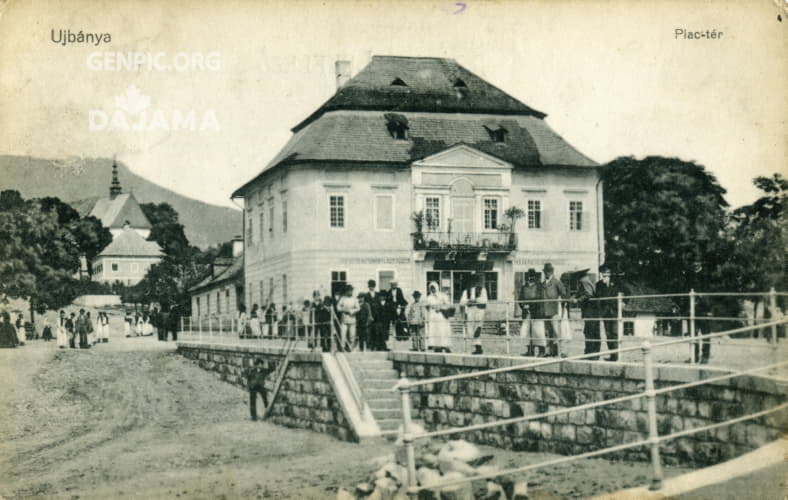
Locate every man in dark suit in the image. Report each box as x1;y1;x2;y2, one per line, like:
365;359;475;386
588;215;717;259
76;309;91;349
573;269;600;359
369;289;390;350
595;265;620;361
538;263;567;357
247;359;275;421
386;280;408;341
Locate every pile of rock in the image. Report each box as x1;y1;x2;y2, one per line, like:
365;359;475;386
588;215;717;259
337;435;528;500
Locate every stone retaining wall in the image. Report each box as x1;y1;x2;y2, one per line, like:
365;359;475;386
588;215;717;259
390;352;788;467
177;343;356;442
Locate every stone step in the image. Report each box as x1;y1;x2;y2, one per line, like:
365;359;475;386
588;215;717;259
344;352;390;360
366;398;400;410
377;418;402;431
371;408;402;420
360;368;400;379
365;378;400;390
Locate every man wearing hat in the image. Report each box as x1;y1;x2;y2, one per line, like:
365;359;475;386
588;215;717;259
538;263;568;357
385;280;408;341
518;269;545;357
573;269;600;359
596;265;620;361
460;272;488;355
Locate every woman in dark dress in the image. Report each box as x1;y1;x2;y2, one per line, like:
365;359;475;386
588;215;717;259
0;312;19;347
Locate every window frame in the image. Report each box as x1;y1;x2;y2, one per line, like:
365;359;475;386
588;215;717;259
569;200;584;231
527;199;542;230
424;196;441;230
111;262;119;272
483;197;499;230
329;194;346;230
330;270;348;298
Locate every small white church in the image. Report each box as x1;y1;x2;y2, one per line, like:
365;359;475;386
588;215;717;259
85;161;163;285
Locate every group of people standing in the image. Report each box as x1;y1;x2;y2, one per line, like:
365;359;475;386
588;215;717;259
518;263;620;361
124;306;179;341
0;312;27;347
53;309;111;349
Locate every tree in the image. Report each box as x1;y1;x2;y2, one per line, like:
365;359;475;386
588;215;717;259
141;202;190;258
601;156;731;294
0;191;114;317
724;174;787;292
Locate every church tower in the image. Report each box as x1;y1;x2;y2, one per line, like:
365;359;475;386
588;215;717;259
109;158;122;200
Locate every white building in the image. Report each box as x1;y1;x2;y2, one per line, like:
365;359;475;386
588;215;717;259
80;160;163;285
232;56;604;314
91;227;163;285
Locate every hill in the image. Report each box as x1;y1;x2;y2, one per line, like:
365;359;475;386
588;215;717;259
0;155;241;249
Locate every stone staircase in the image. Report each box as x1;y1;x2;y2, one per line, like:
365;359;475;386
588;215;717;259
343;352;403;433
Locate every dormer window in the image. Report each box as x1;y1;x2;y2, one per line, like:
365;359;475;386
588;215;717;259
384;113;409;140
390;77;407;87
453;78;467;88
484;125;508;143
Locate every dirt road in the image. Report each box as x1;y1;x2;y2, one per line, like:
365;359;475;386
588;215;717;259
1;336;698;499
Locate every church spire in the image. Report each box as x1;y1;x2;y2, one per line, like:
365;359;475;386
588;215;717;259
109;157;122;199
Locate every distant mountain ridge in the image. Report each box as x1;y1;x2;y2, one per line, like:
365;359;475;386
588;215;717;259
0;155;241;249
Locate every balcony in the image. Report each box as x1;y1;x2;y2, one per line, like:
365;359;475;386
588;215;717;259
412;231;517;252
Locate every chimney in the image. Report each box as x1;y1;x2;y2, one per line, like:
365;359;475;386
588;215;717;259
335;60;351;89
232;235;244;258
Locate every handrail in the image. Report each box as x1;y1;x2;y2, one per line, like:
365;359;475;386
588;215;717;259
396;319;787;390
402;402;788;494
406;359;788;441
394;319;788;495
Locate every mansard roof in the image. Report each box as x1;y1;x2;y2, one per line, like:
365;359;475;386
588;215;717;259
233;56;597;198
292;56;546;132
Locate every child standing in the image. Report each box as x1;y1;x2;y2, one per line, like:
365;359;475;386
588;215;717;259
407;291;427;352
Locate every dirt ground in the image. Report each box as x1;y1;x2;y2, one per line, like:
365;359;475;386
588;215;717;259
0;334;705;500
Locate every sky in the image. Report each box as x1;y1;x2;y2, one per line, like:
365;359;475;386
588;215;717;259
0;0;785;209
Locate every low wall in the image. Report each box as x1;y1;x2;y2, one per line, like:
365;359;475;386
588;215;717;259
390;352;788;467
177;343;356;442
73;294;121;307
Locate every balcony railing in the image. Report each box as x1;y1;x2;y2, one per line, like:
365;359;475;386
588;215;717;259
412;231;517;252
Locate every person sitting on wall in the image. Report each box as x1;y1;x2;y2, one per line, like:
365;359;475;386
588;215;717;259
246;358;275;421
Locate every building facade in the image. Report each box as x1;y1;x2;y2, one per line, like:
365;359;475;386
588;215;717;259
233;56;604;314
189;239;245;318
92;227;163;285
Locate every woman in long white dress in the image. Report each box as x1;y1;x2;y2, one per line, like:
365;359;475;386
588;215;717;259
135;314;143;336
424;281;452;352
124;312;133;337
56;310;68;348
143;313;153;336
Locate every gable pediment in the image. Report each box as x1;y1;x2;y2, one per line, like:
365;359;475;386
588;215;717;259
413;144;512;170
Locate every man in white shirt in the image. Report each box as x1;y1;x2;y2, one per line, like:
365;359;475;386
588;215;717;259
460;273;488;355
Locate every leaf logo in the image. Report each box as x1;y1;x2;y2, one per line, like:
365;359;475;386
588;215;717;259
114;85;151;115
